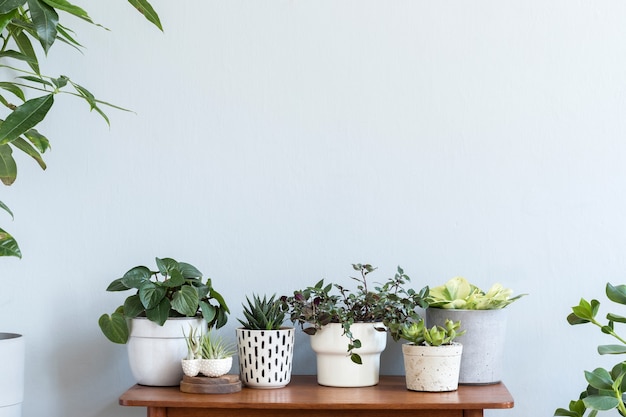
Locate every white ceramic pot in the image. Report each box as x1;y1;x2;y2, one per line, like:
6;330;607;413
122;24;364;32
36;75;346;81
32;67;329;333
128;317;206;386
402;342;463;392
0;333;24;417
310;322;387;387
181;359;201;377
200;357;233;377
236;327;294;388
426;308;507;384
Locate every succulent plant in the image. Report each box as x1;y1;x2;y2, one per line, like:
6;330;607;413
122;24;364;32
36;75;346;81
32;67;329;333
237;294;286;330
201;331;236;360
399;318;465;346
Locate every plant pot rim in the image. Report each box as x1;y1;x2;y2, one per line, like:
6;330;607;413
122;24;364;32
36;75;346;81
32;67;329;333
236;326;294;331
427;307;508;312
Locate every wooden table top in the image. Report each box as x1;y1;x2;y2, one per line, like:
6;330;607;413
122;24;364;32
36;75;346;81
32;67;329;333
119;375;514;411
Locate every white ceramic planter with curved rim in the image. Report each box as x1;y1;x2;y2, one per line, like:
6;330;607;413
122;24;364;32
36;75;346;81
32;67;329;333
310;322;386;387
0;333;25;417
128;317;207;386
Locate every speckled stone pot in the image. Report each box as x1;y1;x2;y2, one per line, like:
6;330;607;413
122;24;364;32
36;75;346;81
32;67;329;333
402;342;463;392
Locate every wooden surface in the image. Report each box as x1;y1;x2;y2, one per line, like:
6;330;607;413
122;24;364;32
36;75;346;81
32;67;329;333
179;374;242;394
120;375;514;417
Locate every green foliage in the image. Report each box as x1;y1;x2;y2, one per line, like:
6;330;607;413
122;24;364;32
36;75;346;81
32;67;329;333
200;331;235;360
399;318;465;346
427;276;526;310
0;0;161;256
283;263;429;364
183;324;202;360
555;283;626;417
237;293;286;330
98;257;230;344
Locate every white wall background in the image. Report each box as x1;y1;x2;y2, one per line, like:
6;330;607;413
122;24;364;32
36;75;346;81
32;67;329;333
2;1;626;416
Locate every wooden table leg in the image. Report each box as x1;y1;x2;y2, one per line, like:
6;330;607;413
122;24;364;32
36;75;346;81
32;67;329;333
147;406;167;417
463;410;483;417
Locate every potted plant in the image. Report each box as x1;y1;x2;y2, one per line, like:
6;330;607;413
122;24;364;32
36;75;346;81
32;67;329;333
426;276;525;384
399;318;465;392
283;263;428;387
236;293;294;388
199;331;236;377
98;257;230;386
555;283;626;417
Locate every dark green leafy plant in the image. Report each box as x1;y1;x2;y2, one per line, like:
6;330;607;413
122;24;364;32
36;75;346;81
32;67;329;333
238;293;286;330
0;0;161;257
399;318;465;346
98;257;229;344
555;283;626;417
283;263;429;364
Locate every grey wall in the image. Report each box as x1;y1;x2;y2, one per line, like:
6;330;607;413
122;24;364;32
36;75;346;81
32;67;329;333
3;1;626;416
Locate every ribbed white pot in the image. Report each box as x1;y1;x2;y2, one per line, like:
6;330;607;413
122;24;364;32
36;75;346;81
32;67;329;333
0;333;24;417
426;308;507;384
128;317;206;386
236;327;294;388
402;342;463;392
310;322;387;387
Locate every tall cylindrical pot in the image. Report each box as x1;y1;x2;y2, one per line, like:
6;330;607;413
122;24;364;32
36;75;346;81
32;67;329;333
0;333;25;417
236;327;294;389
310;322;387;387
127;317;206;386
426;308;507;384
402;342;463;392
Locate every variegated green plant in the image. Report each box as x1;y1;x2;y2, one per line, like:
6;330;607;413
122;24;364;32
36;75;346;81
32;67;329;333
0;0;161;258
427;277;525;310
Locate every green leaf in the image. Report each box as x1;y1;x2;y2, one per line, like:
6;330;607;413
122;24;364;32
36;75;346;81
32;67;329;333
0;0;25;14
0;226;21;257
40;0;90;21
179;262;202;279
199;301;216;323
607;283;626;305
10;137;46;170
123;294;144;318
209;287;230;312
0;143;16;185
350;353;362;364
17;76;53;88
105;277;129;291
598;344;626;355
162;269;185;287
139;281;166;309
171;285;199;316
12;26;40;74
0;201;13;219
155;257;178;276
0;94;54;145
27;0;59;54
145;298;170;325
582;395;619;411
127;0;162;31
98;312;129;344
585;368;614;390
0;9;17;33
0;50;37;64
0;82;25;102
24;128;49;153
121;266;151;288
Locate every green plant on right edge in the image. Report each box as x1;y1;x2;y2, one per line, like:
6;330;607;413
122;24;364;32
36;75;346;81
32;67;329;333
555;283;626;417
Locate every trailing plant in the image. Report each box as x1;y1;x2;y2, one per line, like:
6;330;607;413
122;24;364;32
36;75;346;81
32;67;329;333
201;331;235;360
283;263;428;364
555;283;626;417
237;293;286;330
399;318;465;346
0;0;161;257
427;276;525;310
98;257;229;344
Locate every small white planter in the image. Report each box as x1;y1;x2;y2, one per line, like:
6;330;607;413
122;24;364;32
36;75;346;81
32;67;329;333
128;317;207;386
0;333;24;417
181;359;201;377
200;357;233;377
236;327;294;389
402;342;463;392
426;308;507;384
310;322;387;387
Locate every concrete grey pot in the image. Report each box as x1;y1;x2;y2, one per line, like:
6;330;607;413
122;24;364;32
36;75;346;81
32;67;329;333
426;308;507;385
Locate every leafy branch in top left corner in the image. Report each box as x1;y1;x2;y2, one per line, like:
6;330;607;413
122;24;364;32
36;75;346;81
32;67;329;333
0;0;162;258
